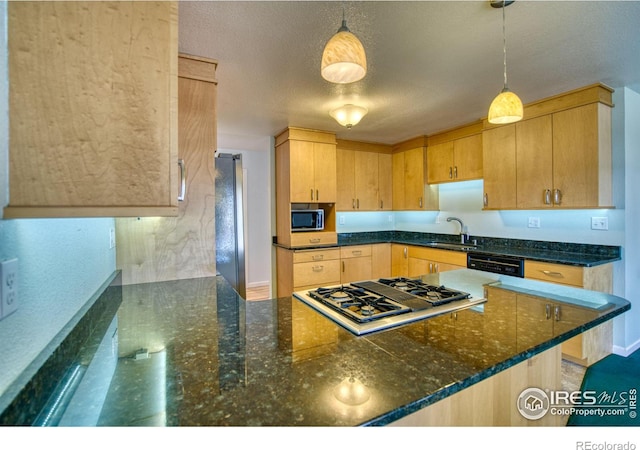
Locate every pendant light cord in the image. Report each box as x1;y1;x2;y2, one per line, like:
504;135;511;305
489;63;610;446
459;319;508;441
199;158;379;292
502;1;509;90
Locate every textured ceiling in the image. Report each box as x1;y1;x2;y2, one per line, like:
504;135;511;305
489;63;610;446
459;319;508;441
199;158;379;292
178;1;640;149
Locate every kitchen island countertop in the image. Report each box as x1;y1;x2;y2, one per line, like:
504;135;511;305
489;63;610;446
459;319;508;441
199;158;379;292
0;270;630;426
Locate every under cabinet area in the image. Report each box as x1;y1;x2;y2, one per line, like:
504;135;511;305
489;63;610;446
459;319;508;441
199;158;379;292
426;121;483;184
5;1;179;218
336;140;393;211
482;83;613;210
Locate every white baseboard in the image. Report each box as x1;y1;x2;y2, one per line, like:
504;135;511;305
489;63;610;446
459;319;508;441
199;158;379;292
613;337;640;357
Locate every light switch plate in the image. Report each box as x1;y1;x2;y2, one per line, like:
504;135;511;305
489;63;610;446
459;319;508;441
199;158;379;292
528;217;540;228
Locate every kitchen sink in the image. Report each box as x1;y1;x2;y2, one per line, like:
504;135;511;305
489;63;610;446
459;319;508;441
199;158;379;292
427;242;478;251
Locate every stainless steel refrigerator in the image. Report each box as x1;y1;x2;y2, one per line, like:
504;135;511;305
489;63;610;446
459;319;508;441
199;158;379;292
215;153;246;298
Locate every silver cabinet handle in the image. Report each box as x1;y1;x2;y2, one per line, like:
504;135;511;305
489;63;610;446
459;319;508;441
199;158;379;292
311;255;324;261
380;200;383;209
434;263;439;273
310;189;314;201
342;261;345;272
419;197;423;208
403;247;407;259
454;166;458;179
448;167;453;179
316;189;319;201
554;305;561;322
309;238;321;244
357;198;360;209
545;304;551;320
312;265;324;272
544;189;551;205
429;263;433;273
352;199;356;209
178;159;186;201
352;250;362;256
483;193;488;207
553;188;562;205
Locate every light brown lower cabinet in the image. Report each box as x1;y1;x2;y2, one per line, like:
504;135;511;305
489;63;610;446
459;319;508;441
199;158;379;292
389;345;564;426
524;260;613;366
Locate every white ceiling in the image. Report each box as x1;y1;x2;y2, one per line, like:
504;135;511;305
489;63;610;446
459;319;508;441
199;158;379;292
178;1;640;149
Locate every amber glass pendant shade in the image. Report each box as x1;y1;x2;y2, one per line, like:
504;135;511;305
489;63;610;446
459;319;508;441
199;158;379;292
488;88;523;124
321;20;367;84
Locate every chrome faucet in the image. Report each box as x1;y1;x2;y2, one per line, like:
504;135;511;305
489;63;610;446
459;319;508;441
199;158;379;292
447;216;469;244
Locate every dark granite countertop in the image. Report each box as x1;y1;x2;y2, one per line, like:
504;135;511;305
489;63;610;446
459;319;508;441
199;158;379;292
336;231;621;267
0;270;630;426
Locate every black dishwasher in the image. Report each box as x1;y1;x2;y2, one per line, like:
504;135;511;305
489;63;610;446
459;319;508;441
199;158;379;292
467;252;525;278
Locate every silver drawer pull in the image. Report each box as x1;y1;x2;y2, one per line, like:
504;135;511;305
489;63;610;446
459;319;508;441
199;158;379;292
545;304;551;320
553;188;562;205
311;255;324;261
312;265;324;272
483;193;488;207
554;305;561;321
352;250;362;256
544;189;551;205
309;238;321;243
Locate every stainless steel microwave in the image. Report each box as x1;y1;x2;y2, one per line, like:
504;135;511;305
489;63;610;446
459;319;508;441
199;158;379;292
291;209;324;232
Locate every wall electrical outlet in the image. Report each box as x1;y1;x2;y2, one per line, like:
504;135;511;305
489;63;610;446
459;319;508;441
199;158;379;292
528;217;541;228
591;217;609;230
0;258;19;320
109;228;116;249
339;216;345;225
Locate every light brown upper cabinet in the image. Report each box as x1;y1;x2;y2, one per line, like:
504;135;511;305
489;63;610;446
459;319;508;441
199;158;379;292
392;138;439;211
5;1;179;218
336;140;393;211
482;83;614;210
275;127;338;248
426;122;483;184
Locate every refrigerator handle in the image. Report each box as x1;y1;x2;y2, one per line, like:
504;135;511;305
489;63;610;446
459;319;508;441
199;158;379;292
178;159;186;201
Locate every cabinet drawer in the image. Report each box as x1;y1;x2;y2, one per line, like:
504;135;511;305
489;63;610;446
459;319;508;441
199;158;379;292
524;260;584;287
340;245;372;259
408;246;467;266
289;231;338;248
293;248;340;263
293;260;341;288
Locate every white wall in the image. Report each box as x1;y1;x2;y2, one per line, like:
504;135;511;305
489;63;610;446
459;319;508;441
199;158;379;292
620;87;640;355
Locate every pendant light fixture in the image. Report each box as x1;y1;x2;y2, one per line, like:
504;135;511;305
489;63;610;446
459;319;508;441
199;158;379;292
488;0;523;124
330;104;368;129
321;9;367;84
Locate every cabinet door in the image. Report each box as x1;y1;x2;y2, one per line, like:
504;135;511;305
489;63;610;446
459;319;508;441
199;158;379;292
378;153;393;210
289;141;316;202
354;151;379;210
6;1;178;218
552;103;603;208
404;147;426;209
392;152;406;210
453;134;483;181
516;294;554;352
427;142;454;184
482;125;516;209
341;257;372;284
391;244;409;277
336;148;356;210
516;115;553;209
313;142;337;203
371;243;392;279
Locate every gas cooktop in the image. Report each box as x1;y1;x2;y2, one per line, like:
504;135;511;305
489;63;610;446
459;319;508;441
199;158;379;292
293;277;486;335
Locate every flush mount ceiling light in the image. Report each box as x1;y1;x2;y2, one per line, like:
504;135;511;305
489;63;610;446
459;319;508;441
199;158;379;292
330;104;368;128
488;0;524;124
321;10;367;84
